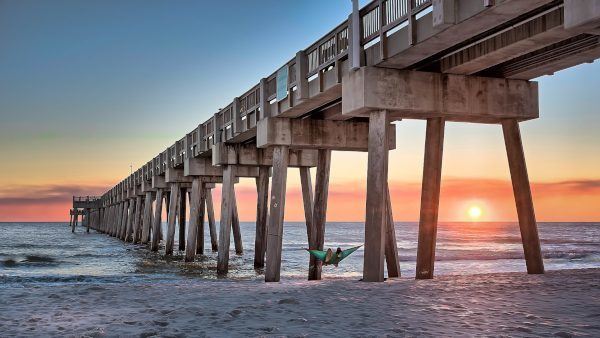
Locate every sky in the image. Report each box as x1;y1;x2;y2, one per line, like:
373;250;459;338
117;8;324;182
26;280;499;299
0;0;599;222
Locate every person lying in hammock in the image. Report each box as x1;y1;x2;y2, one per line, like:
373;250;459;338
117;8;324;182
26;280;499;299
306;246;361;267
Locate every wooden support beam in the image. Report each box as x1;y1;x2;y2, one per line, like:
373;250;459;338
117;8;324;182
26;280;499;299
363;111;389;282
502;119;544;274
185;178;203;262
206;188;218;252
196;185;207;255
165;183;180;255
70;211;76;233
384;184;401;278
416;118;445;279
120;200;129;240
265;146;289;282
141;192;153;244
124;200;134;241
151;189;164;252
110;202;123;237
217;165;237;274
161;192;169;241
107;207;113;235
178;187;187;251
300;167;316;279
112;203;120;237
231;190;243;255
310;149;332;280
254;166;269;268
113;204;120;237
132;196;142;243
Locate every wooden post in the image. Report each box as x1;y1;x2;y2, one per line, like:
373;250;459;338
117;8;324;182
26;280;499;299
112;204;118;237
206;188;218;251
363;110;389;282
138;199;145;241
120;200;129;241
300;167;314;243
115;203;122;238
502;119;544;274
111;204;118;237
178;187;187;251
151;189;164;251
165;183;180;255
265;146;289;282
254;166;269;268
299;167;316;279
185;179;202;262
106;207;111;235
231;189;243;255
71;211;76;233
110;205;116;236
141;192;153;244
416;117;445;279
384;184;401;278
113;204;120;237
161;192;169;241
86;209;90;233
124;201;134;241
196;185;206;255
217;165;237;274
132;196;142;243
106;207;112;235
311;149;331;280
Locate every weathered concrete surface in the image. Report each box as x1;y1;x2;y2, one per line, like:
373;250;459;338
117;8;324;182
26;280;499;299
342;67;538;123
565;0;600;34
212;142;318;167
256;117;396;151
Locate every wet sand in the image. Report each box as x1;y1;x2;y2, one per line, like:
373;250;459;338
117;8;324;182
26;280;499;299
1;268;599;337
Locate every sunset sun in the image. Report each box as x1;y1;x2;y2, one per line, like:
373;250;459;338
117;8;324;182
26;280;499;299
468;206;483;220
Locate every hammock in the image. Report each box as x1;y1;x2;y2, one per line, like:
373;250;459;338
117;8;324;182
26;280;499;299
306;246;361;266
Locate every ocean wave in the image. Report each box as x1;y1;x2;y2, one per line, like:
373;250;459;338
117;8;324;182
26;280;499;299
429;251;598;262
0;274;130;286
1;255;59;267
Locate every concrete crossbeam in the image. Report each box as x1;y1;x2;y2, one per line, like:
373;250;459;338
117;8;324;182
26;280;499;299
256;117;396;151
565;0;600;35
212;142;318;167
342;67;538;123
184;157;223;177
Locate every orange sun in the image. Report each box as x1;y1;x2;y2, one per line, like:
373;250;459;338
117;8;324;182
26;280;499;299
468;206;483;220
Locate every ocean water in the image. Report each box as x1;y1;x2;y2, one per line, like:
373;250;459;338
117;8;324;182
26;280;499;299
1;222;599;286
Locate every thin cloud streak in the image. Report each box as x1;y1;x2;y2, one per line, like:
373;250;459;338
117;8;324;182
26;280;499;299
0;184;110;205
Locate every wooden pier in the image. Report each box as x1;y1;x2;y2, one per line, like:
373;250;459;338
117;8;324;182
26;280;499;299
72;0;600;282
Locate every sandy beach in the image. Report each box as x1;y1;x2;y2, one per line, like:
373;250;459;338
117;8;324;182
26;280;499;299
1;268;598;337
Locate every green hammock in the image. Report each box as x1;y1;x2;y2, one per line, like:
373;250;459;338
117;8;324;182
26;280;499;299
306;246;361;266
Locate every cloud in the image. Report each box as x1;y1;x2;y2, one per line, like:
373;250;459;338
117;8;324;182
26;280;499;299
0;184;109;205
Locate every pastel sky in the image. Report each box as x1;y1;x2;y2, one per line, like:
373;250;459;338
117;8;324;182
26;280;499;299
0;0;599;222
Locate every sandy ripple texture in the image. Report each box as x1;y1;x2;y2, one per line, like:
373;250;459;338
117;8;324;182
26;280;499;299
1;268;599;337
